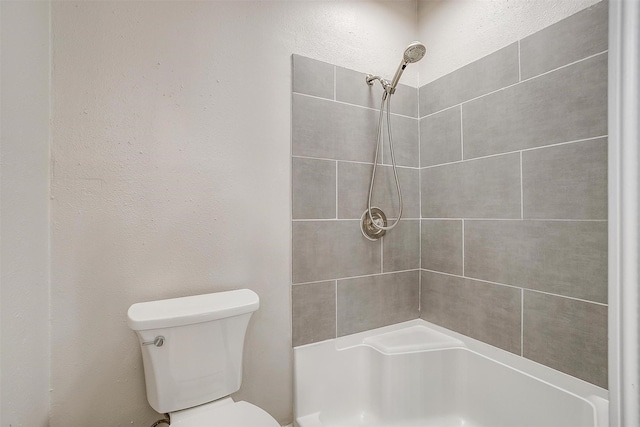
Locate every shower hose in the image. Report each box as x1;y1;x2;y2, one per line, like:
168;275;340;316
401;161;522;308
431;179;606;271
367;91;403;231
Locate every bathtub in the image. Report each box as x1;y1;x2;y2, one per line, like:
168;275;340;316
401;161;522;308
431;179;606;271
294;320;609;427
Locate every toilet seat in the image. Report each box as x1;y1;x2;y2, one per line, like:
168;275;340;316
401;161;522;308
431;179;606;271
169;398;280;427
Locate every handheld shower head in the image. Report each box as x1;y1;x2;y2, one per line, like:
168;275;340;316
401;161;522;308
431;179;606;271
403;41;427;63
388;41;426;94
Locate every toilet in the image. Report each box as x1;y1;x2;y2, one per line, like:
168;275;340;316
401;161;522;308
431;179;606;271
127;289;280;427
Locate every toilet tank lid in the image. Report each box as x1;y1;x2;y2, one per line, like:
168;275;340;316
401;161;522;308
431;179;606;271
127;289;259;331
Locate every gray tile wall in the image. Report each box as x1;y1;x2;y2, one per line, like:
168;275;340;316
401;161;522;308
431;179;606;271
291;55;420;347
291;2;608;389
419;1;608;388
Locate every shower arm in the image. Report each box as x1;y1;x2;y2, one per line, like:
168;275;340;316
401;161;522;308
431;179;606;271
365;74;391;99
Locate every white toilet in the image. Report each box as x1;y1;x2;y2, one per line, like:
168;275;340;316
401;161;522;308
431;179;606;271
127;289;280;427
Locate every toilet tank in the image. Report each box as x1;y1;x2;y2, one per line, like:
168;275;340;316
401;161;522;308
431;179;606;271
127;289;259;414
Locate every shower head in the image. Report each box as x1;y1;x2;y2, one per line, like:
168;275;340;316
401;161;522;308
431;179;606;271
403;41;427;63
388;41;426;94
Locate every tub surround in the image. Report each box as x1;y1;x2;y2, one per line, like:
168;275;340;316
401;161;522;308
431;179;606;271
292;0;608;390
419;0;608;389
291;54;421;346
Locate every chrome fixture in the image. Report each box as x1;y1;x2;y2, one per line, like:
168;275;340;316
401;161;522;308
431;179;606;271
361;207;387;241
142;336;165;347
388;42;426;95
361;42;426;240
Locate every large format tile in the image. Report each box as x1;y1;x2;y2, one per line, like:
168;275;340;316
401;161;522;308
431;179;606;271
523;138;608;220
382;114;419;168
520;1;608;80
336;66;382;110
292;54;334;99
389;83;419;118
523;291;607;388
292;93;378;163
292;280;336;347
421;153;521;219
420;106;462;167
338;162;419;219
463;53;607;159
383;220;420;272
464;220;607;303
336;66;418;118
292;220;380;284
292;157;336;219
293;94;417;165
337;271;419;336
419;43;519;117
421;271;521;354
421;220;463;275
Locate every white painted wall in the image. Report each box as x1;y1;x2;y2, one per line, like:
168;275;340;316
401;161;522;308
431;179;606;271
417;0;601;84
50;2;416;425
0;1;51;426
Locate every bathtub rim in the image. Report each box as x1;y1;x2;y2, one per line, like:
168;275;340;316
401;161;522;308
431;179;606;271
294;319;609;427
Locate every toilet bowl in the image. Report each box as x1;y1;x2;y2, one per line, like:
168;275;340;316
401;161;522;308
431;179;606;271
169;398;279;427
127;289;279;426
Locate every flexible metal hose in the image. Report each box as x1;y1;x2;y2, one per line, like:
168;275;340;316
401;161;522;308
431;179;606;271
366;92;403;231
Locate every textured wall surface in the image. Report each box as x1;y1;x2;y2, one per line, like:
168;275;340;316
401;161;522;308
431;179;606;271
419;1;608;388
417;0;601;84
50;2;417;426
0;2;51;426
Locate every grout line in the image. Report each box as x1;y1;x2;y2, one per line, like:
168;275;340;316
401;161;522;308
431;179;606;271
421;218;466;221
464;218;607;222
380;233;384;274
419;135;609;170
514;49;608;85
420;268;609;307
418;265;422;314
292;155;420;170
520;151;524;219
289;74;294;349
521;289;524;356
335;161;339;219
292;218;361;222
292;217;423;222
289;217;610;222
461;220;465;276
380;108;384;165
460;105;464;160
419;218;423;270
418;105;422;219
525;288;608;306
293;91;419;121
418;91;423;316
335;280;338;338
419;103;460;120
517;40;522;82
518;134;608;152
333;66;336;101
418;93;423;279
293;268;421;287
418;49;608;119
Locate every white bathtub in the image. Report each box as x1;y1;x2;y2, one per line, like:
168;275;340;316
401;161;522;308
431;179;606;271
294;320;609;427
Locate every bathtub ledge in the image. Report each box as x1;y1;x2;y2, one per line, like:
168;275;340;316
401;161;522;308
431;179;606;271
362;324;464;354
